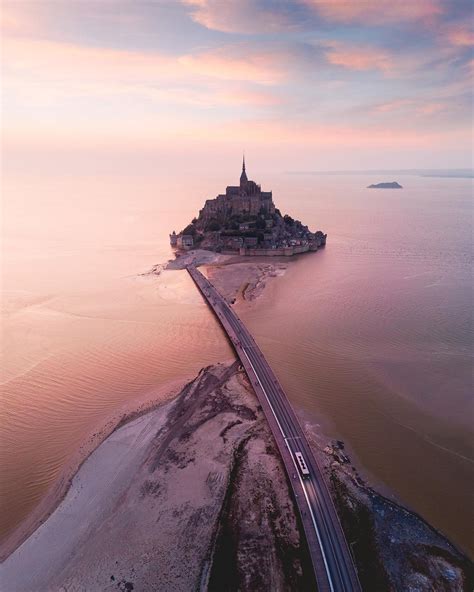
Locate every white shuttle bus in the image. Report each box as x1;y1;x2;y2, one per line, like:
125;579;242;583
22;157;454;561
294;451;310;477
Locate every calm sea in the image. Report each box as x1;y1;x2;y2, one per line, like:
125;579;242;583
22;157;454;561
1;172;472;555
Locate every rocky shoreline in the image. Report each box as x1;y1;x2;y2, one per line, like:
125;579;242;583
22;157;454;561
318;441;473;590
2;362;472;591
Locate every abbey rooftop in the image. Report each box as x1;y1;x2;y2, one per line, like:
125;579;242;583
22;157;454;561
170;159;327;257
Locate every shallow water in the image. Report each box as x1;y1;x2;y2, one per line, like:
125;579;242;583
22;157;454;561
1;171;472;554
238;174;473;554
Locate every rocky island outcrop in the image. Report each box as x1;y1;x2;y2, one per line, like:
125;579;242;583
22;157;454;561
170;158;326;257
368;181;403;188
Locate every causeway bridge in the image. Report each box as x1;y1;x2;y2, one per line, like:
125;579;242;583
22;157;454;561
187;265;361;592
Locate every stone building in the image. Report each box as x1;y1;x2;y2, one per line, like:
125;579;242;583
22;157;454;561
197;157;275;226
177;234;194;249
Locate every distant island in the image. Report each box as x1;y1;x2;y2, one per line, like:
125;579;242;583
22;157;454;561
170;158;326;256
367;181;403;189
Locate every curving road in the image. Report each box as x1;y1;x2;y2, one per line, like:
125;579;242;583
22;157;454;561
188;265;361;592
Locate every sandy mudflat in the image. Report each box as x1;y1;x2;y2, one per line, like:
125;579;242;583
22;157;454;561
205;259;288;303
165;249;231;270
0;402;173;591
0;376;188;564
0;362;311;592
146;249;290;304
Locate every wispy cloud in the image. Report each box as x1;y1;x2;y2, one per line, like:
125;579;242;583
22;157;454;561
142;85;282;107
373;99;447;117
325;42;394;73
181;0;298;33
182;0;447;32
179;46;288;84
374;99;414;113
445;24;474;47
306;0;444;25
2;36;288;129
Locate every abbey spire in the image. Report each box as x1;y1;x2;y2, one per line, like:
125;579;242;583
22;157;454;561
240;154;248;186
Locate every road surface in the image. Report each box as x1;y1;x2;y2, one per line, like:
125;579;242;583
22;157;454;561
187;265;361;592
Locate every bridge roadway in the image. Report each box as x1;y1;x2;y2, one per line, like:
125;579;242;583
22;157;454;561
187;265;361;592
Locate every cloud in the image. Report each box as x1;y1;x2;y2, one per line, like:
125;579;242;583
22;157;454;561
216;88;282;106
182;0;448;33
445;25;474;47
306;0;444;25
322;38;464;79
178;46;288;84
2;36;287;123
417;102;446;115
3;38;175;82
325;43;394;73
142;85;281;107
373;99;447;117
1;0;151;40
181;0;298;33
0;2;41;36
3;38;288;92
374;99;414;113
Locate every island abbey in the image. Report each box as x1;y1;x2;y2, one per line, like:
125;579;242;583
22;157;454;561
199;156;275;220
170;158;326;256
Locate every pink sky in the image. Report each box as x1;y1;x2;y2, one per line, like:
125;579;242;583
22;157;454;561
1;0;472;172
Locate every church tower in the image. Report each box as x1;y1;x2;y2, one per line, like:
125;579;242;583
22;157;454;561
240;155;248;186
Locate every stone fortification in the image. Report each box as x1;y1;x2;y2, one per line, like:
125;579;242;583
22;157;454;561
170;158;326;255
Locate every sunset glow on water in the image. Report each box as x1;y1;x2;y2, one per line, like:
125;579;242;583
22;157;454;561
1;171;472;554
